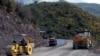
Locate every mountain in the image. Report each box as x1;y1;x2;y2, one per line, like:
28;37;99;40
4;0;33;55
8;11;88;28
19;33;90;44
27;2;100;39
75;3;100;16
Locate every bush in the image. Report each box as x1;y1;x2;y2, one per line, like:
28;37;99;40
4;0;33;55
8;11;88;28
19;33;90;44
0;0;9;6
0;0;16;12
7;0;16;12
16;5;34;23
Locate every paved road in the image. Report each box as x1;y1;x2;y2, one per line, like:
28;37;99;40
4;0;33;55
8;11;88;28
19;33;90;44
32;39;100;56
1;39;100;56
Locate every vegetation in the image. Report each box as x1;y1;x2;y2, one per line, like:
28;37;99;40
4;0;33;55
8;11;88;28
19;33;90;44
1;1;99;39
24;2;100;39
0;0;16;12
0;0;48;48
75;3;100;16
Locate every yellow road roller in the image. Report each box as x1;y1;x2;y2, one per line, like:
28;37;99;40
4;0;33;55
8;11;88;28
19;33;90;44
6;34;35;56
73;30;93;49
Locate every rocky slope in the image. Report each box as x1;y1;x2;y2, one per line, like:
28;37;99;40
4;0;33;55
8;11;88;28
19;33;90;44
0;6;47;49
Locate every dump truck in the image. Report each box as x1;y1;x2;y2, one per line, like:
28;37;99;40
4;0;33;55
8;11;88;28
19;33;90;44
49;36;57;46
73;30;92;49
6;34;35;56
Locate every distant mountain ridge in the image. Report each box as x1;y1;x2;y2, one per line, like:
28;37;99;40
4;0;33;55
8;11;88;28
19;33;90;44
75;3;100;16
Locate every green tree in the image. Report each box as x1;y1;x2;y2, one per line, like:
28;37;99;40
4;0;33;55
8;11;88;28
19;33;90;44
0;0;9;6
0;0;16;12
7;0;16;12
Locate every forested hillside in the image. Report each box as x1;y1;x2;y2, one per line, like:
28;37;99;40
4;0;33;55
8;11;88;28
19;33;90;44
75;3;100;16
26;2;100;39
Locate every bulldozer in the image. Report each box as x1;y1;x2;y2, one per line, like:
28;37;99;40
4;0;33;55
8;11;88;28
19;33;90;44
6;34;35;56
73;30;93;49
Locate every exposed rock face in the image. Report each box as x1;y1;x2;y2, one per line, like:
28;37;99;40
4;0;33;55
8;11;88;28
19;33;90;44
0;6;48;50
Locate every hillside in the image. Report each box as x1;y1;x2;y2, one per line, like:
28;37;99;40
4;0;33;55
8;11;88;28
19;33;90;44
75;3;100;16
28;2;100;39
0;5;47;49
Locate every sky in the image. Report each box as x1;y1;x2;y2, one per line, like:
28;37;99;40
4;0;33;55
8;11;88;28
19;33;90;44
40;0;84;3
41;0;100;4
22;0;100;4
83;0;100;4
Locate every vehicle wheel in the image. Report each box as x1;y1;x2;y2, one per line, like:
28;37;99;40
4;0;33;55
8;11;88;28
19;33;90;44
6;48;13;56
49;44;52;46
89;41;93;47
73;42;78;49
6;45;12;56
49;43;56;46
84;41;90;49
6;52;12;56
53;44;56;46
26;45;33;55
90;43;93;47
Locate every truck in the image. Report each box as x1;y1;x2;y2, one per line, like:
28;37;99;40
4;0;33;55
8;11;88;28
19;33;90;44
73;30;93;49
49;36;57;46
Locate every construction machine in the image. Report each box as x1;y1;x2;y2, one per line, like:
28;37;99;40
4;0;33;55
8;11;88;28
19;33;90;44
40;31;48;39
49;36;57;46
73;30;92;49
6;34;35;56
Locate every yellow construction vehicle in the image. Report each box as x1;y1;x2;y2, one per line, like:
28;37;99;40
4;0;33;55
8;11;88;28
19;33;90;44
73;30;92;49
6;34;35;56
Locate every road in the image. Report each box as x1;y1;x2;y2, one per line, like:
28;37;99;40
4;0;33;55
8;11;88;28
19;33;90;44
32;39;100;56
1;39;100;56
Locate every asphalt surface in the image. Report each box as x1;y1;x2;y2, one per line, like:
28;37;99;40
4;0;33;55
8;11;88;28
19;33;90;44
32;39;100;56
1;39;100;56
